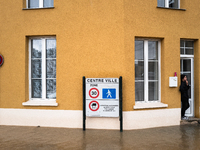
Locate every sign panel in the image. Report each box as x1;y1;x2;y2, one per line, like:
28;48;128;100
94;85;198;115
86;78;119;117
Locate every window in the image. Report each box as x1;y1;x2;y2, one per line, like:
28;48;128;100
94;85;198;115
29;37;56;100
135;40;160;102
27;0;54;8
157;0;179;9
180;40;194;55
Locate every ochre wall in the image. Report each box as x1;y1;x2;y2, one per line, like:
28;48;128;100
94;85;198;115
124;0;200;113
194;41;200;117
0;0;200;115
0;0;124;110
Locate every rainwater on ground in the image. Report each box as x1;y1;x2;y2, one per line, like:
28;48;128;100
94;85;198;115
0;123;200;150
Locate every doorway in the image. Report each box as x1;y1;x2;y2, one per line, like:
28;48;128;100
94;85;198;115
180;58;194;117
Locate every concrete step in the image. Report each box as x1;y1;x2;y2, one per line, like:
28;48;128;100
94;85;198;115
180;117;200;125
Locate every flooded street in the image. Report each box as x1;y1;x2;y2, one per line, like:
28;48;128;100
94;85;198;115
0;124;200;150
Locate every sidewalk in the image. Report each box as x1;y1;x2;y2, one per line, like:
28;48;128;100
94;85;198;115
0;123;200;150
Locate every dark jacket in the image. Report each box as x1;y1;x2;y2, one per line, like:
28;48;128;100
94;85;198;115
179;81;190;102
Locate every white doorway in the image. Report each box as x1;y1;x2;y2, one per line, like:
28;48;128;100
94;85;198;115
180;58;194;117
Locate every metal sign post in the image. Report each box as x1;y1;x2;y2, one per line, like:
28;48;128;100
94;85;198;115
83;77;123;132
83;76;86;131
119;76;123;132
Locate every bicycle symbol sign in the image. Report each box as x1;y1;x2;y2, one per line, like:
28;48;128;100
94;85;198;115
89;88;99;98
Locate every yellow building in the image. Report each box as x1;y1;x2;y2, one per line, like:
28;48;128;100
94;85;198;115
0;0;200;130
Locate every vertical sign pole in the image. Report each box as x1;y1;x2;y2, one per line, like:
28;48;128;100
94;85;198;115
119;76;123;132
83;76;86;131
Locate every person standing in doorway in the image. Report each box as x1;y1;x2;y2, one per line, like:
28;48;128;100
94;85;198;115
180;74;190;120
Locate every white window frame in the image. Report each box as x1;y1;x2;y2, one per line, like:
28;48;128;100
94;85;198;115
167;0;180;8
134;39;168;109
180;40;194;58
23;36;58;107
26;0;54;9
158;0;180;9
180;40;194;116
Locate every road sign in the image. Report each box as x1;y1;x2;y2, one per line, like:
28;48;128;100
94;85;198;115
102;89;116;99
89;101;99;111
86;78;119;117
83;76;123;131
89;88;99;98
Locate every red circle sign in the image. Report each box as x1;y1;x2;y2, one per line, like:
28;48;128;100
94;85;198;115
0;54;4;67
89;88;99;98
89;101;100;111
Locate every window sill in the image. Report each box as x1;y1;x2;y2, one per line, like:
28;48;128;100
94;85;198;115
22;100;58;107
157;6;186;11
23;7;55;10
133;102;168;110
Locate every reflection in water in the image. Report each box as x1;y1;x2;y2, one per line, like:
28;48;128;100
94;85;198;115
0;125;200;150
180;125;200;150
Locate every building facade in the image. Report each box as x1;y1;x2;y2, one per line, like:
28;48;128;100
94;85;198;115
0;0;200;130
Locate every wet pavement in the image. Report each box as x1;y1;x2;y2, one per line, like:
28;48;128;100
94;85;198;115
0;123;200;150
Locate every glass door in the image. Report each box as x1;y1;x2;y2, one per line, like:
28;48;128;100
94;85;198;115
180;58;194;117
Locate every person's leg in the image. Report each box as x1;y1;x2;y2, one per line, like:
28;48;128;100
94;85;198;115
181;101;190;118
186;101;189;110
181;102;185;118
181;104;184;118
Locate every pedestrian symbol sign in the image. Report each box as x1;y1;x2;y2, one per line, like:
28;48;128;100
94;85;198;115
102;89;116;99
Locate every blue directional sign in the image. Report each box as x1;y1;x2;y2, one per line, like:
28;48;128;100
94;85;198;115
102;89;116;99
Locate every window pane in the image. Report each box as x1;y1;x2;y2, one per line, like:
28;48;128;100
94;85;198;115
148;62;158;80
185;48;194;55
46;59;56;78
31;40;42;58
29;0;39;8
157;0;165;7
44;0;54;7
135;82;144;101
135;61;144;80
169;0;178;8
135;41;144;60
148;41;158;60
180;48;184;54
148;82;158;101
183;60;191;72
180;40;184;47
180;59;183;72
183;73;191;98
180;40;194;55
46;79;56;99
46;39;56;58
185;41;193;47
32;79;42;98
32;59;42;78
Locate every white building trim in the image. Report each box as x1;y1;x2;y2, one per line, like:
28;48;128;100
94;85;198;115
0;108;181;130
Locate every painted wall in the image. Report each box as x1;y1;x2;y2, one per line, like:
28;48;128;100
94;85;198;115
0;0;200;118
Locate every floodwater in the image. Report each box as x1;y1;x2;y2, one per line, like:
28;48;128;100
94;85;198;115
0;124;200;150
